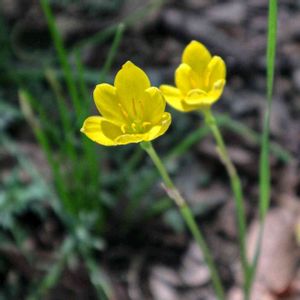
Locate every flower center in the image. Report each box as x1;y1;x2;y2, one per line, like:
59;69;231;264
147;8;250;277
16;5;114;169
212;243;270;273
118;98;151;134
121;120;152;134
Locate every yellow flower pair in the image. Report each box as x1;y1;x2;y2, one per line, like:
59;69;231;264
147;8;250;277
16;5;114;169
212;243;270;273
81;40;226;146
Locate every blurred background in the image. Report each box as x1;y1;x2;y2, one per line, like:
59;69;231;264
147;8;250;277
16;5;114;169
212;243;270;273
1;0;300;299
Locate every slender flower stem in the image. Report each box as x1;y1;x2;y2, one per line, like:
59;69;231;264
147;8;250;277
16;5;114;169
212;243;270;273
140;141;225;300
202;109;249;297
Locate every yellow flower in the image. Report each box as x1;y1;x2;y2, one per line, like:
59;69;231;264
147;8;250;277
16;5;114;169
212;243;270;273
160;40;226;112
81;61;171;146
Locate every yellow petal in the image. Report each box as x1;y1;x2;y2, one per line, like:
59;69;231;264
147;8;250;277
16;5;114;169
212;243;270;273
175;63;193;93
160;85;181;99
144;112;172;141
80;116;122;146
143;87;165;124
186;88;208;98
115;134;145;145
114;61;151;118
205;56;226;90
160;85;187;112
183;87;223;109
207;79;226;102
185;89;213;106
93;83;126;125
182;40;211;75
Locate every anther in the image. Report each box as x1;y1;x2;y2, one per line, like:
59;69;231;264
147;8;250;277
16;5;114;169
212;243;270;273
131;123;137;132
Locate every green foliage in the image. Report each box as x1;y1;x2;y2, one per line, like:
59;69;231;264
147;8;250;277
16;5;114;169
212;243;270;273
0;102;22;130
259;0;278;220
247;0;278;298
0;0;171;298
0;136;50;228
48;0;123;14
0;169;46;228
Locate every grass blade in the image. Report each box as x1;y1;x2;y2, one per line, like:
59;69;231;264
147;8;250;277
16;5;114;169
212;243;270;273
71;0;164;54
19;89;73;214
167;113;291;163
98;23;125;82
246;0;278;297
259;0;278;220
74;23;124;221
44;68;77;162
39;0;82;123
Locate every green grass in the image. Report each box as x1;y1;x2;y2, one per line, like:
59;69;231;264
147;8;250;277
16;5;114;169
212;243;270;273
259;0;278;220
40;0;82;119
17;0;129;297
13;0;169;297
246;0;278;298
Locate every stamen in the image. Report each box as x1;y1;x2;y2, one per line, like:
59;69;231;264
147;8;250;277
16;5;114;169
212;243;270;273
118;103;128;118
118;103;131;122
139;99;145;119
132;98;138;116
131;123;137;132
121;124;127;133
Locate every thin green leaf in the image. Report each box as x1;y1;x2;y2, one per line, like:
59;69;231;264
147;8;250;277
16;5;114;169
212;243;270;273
18;89;73;214
259;0;278;220
246;1;278;297
71;0;164;53
98;23;125;82
39;0;81;123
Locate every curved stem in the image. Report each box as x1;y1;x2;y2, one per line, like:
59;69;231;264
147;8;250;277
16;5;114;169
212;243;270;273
202;109;249;297
140;141;225;300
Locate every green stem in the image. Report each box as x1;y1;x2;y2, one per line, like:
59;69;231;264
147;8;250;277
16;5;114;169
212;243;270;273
140;141;225;300
202;109;249;296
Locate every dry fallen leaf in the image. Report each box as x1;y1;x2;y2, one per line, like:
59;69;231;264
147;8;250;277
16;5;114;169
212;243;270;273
247;207;300;299
180;242;211;287
149;265;180;300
